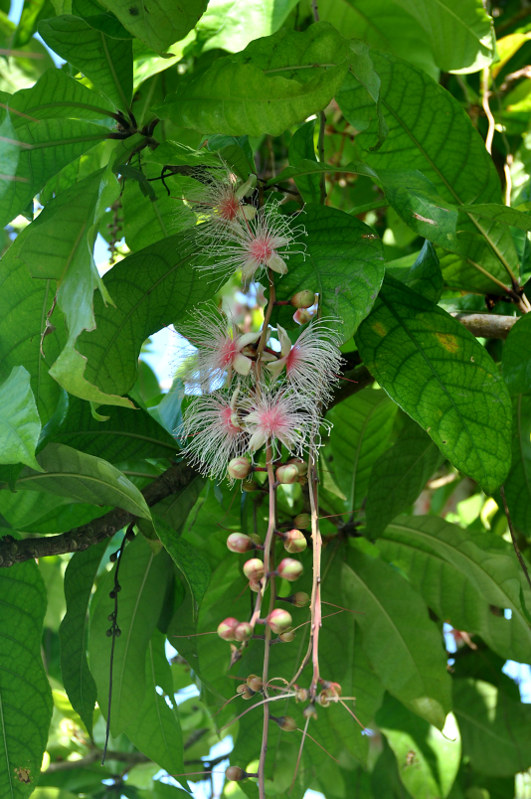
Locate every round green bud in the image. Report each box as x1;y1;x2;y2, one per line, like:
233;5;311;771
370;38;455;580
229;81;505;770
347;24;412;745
290;290;316;309
283;528;307;554
267;608;293;634
227;456;252;480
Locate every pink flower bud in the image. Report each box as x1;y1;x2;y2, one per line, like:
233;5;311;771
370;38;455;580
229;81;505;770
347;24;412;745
284;528;307;553
227;456;252;480
267;608;293;634
248;579;261;593
287;458;307;476
290;290;316;309
275;463;300;484
293;308;313;325
277;558;304;582
243;558;265;582
226;533;254;553
234;622;253;642
217;617;239;641
294;513;310;529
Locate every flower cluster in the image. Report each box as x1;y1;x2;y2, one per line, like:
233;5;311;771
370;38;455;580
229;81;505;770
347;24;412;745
178;167;343;482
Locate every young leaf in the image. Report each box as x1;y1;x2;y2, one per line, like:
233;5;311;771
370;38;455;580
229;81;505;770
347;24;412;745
0;561;53;797
14;443;152;519
39;16;133;110
59;541;108;736
355;277;512;493
0;366;41;470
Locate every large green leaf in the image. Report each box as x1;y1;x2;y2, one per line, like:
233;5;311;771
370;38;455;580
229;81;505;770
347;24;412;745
377;695;461;799
6;68;115;121
273;205;385;341
59;541;107;736
158;23;349;136
342;542;452;727
377;515;531;663
97;0;208;53
394;0;495;73
13;443;152;519
503;395;531;537
337;52;516;293
88;536;173;735
56;397;178;463
121;175;195;252
453;679;531;776
502;313;531;396
55;233;216;401
39;16;133;110
0;113;108;228
327;389;397;512
197;0;300;54
17;169;119;341
0;236;66;423
0;366;41;470
355;277;512;493
0;561;53;797
365;415;444;538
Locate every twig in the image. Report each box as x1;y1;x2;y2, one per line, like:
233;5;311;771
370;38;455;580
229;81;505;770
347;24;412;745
499;486;531;592
481;67;496;155
43;749;149;773
308;455;322;698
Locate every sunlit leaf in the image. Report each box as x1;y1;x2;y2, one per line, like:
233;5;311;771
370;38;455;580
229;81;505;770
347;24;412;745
97;0;208;53
0;366;41;470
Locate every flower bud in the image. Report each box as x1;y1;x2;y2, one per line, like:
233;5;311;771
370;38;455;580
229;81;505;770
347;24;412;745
290;290;316;309
227;456;252;480
294;513;310;530
225;766;246;781
273;715;298;731
243;558;264;582
226;532;254;553
246;674;263;692
290;591;310;608
217;617;239;641
248;579;261;593
288;458;307;477
275;464;300;485
267;608;293;634
293;308;313;325
234;622;252;642
242;477;260;492
283;528;307;553
279;628;296;642
277;558;304;582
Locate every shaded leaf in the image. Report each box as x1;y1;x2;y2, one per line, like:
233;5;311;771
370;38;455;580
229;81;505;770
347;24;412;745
15;443;152;519
0;366;41;470
503;395;531;537
502;313;531;396
0;561;53;798
156;521;211;618
355;277;512;493
39;15;133;110
59;541;107;736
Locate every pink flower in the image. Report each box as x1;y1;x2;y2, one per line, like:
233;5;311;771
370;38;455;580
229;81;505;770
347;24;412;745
195;200;306;283
181;389;247;480
241;389;316;456
187;169;257;236
266;319;343;405
181;307;261;389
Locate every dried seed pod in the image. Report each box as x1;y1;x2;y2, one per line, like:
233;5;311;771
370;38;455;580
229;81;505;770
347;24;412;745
277;558;304;582
303;703;318;720
279;628;295;642
236;684;254;699
246;674;263;692
272;715;298;731
225;766;246;781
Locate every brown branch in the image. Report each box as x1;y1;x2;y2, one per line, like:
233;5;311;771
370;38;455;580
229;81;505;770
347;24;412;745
0;462;198;567
451;313;517;339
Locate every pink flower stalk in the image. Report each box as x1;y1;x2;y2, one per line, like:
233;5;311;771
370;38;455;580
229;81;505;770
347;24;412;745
181;307;260;389
195;200;306;283
266;319;343;405
181;389;247;480
241;388;316;456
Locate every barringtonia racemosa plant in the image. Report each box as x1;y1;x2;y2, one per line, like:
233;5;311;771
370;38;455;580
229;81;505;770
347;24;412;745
240;386;319;457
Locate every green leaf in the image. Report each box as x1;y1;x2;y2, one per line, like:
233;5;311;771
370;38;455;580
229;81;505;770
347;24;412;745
355;277;512;493
88;536;173;735
121;175;195;251
453;679;531;776
288;120;321;205
39;16;133;110
59;541;107;736
386;240;443;303
0;366;42;470
97;0;208;53
365;416;444;538
502;314;531;396
337;52;516;293
158;23;349;136
377;515;531;663
342;542;452;727
377;695;461;799
0;560;53;797
0;112;108;228
55;397;178;462
17;168;120;341
503;395;531;537
327;390;398;512
393;0;495;73
273;205;385;340
60;233;216;400
14;443;152;519
156;522;210;616
197;0;300;53
12;0;49;48
460;202;531;231
6;68;115;121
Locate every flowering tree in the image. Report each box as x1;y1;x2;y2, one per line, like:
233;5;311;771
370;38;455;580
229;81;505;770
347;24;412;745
1;1;531;798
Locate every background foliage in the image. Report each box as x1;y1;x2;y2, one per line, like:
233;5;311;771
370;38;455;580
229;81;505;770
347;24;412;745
0;0;531;797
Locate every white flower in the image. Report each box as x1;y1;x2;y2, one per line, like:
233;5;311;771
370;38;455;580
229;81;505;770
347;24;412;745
195;200;306;283
266;319;343;406
180;307;261;389
180;389;247;480
187;169;257;238
241;388;317;457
